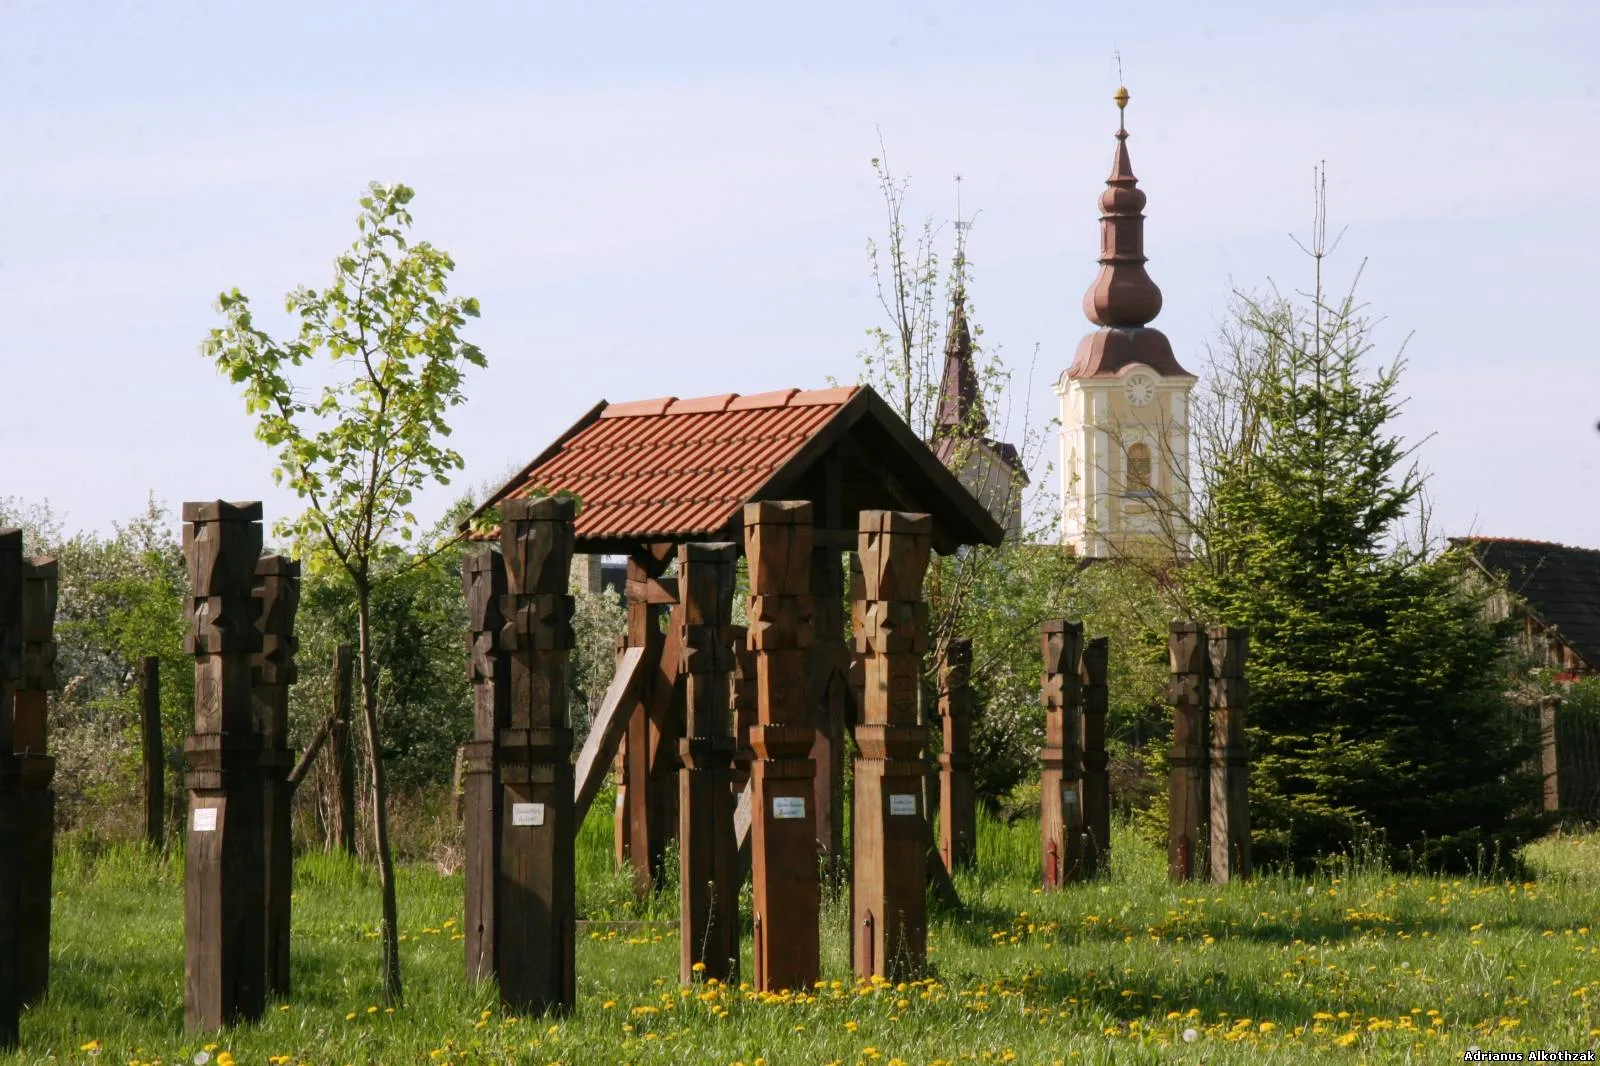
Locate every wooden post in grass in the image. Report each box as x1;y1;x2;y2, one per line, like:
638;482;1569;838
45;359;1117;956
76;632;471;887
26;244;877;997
330;643;357;855
938;637;977;872
252;554;300;999
852;510;933;982
1207;626;1250;883
0;529;23;1048
182;501;267;1032
496;496;578;1013
15;557;59;1006
462;548;508;985
677;542;740;985
743;501;820;993
1040;620;1083;889
140;656;165;850
1079;636;1111;879
622;550;674;894
1167;621;1209;883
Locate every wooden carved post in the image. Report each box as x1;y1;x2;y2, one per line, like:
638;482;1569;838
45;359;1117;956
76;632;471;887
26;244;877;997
1538;695;1561;813
938;638;977;872
15;556;59;1006
0;530;22;1048
1207;626;1250;883
743;501;819;992
1167;621;1209;883
498;496;577;1013
462;549;508;985
252;555;299;999
182;501;266;1032
1040;621;1083;888
1079;636;1111;879
677;542;739;984
852;510;933;981
622;553;671;893
330;644;357;855
140;657;165;850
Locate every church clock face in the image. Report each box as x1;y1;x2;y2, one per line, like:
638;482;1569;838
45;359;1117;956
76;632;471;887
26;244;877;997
1125;372;1155;407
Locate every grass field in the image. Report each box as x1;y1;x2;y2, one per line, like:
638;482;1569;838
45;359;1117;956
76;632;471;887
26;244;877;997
12;809;1600;1065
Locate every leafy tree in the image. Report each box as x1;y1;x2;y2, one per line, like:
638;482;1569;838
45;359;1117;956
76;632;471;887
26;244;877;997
1184;185;1542;869
203;182;485;1002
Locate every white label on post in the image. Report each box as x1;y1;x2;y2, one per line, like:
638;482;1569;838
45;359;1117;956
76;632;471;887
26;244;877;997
772;796;806;820
889;793;918;816
616;792;625;810
1063;786;1079;810
192;807;218;832
512;802;545;827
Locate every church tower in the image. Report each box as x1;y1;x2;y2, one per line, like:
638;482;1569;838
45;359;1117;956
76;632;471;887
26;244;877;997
1055;88;1196;559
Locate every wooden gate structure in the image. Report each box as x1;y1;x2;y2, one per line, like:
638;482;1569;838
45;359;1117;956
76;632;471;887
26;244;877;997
464;384;1003;991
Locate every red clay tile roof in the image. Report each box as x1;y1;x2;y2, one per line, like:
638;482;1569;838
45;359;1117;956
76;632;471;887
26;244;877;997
471;386;859;544
466;384;1007;553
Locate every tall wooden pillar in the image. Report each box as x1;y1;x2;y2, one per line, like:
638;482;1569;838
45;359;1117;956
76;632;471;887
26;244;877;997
252;555;299;1000
938;637;976;872
677;542;739;984
462;550;508;984
15;556;58;1006
1078;636;1111;879
182;501;266;1032
1167;621;1209;883
497;497;578;1013
852;510;932;981
622;552;672;893
1040;621;1083;889
1538;696;1561;813
0;529;23;1048
1207;626;1250;882
743;500;819;992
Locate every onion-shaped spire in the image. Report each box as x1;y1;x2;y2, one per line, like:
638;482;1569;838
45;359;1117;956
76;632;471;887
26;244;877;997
1082;87;1163;328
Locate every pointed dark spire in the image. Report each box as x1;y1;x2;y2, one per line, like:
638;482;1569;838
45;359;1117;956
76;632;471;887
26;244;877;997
1081;87;1163;328
934;285;987;440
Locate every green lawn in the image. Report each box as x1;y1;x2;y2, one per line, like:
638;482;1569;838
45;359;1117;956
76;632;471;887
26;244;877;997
12;812;1600;1065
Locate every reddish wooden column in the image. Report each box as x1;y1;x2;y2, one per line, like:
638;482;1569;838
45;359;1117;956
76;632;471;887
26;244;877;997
1167;621;1209;882
677;542;740;984
938;638;977;871
497;497;578;1013
743;501;819;992
852;510;933;981
1040;620;1083;889
622;552;672;893
15;556;58;1006
0;530;22;1048
252;555;299;1000
182;501;267;1032
463;550;508;984
1207;626;1250;883
1078;636;1111;879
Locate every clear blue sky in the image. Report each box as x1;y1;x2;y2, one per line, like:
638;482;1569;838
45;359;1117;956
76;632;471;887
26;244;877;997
3;0;1596;547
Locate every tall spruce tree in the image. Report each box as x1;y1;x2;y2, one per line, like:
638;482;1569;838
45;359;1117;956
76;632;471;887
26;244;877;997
1188;189;1542;871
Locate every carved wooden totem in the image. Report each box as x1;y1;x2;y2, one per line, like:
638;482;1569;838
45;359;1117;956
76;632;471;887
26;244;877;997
742;500;819;992
251;555;299;999
1167;621;1209;882
938;637;977;872
677;542;739;984
182;501;266;1031
0;530;23;1047
852;510;933;981
1207;626;1250;882
1040;620;1084;889
463;547;508;985
14;556;58;1007
1078;635;1111;879
620;551;678;893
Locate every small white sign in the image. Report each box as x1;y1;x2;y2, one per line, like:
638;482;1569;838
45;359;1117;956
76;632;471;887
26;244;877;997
511;802;546;827
1063;786;1079;810
889;794;918;816
192;807;219;833
616;792;625;810
772;796;806;820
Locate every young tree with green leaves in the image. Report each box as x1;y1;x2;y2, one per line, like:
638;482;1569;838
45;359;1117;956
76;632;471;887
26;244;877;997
202;182;485;1003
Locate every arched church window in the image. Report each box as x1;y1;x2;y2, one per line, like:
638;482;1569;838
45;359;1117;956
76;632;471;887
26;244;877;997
1126;443;1152;494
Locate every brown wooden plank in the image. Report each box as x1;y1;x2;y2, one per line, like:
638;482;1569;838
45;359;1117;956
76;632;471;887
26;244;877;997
573;646;647;826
